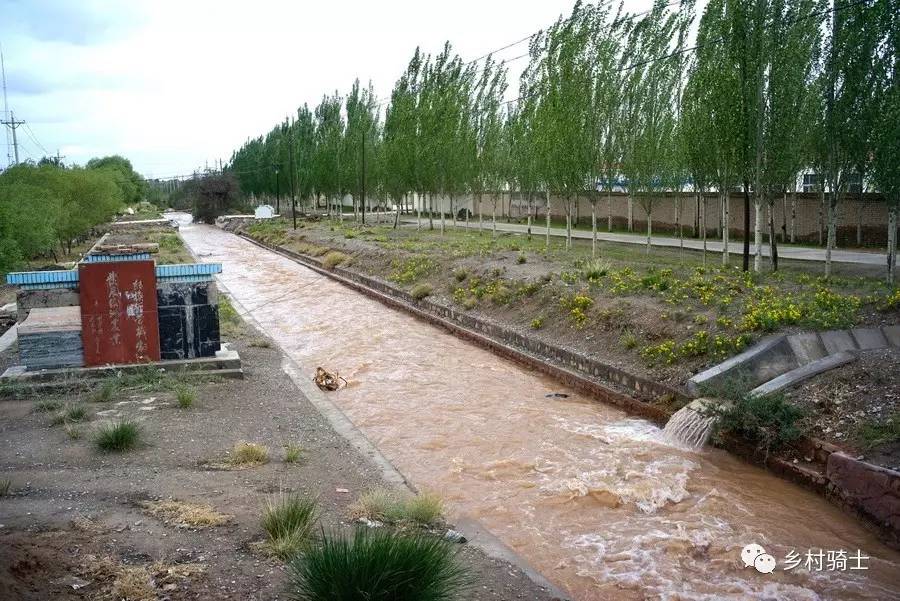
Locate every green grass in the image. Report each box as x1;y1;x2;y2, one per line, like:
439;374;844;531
51;404;89;425
230;442;269;466
284;444;303;463
91;378;120;402
322;251;350;269
0;478;10;497
351;489;444;527
218;296;242;338
410;283;433;300
175;385;196;409
262;494;319;560
711;393;806;454
856;413;900;449
95;419;141;452
288;528;469;601
34;399;63;413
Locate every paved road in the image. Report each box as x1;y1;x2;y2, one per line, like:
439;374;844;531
402;218;889;266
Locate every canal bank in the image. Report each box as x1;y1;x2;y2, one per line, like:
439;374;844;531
181;219;900;600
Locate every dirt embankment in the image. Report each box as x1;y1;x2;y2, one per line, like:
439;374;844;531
232;217;900;469
0;317;557;600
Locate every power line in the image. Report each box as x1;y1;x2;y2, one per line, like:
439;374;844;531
22;122;49;156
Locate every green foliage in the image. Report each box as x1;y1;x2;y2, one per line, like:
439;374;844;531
856;412;900;450
263;494;319;560
288;528;468;601
410;283;433;300
712;393;806;454
560;291;593;328
175;385;196;409
530;317;544;330
390;256;436;284
95;419;141;452
0;163;127;272
284;444;303;463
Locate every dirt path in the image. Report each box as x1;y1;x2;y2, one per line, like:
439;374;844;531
0;325;556;599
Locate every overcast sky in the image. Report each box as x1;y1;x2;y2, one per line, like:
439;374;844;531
1;0;672;178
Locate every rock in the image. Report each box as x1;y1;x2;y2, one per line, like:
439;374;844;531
826;452;900;533
443;529;467;543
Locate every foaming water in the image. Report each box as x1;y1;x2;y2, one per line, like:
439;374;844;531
181;220;900;601
660;399;721;450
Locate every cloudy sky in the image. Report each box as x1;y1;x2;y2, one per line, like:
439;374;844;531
0;0;669;178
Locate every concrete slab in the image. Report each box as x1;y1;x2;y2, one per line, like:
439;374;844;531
787;332;827;365
820;329;858;355
18;306;81;334
687;335;796;396
884;325;900;348
750;351;856;397
0;324;16;354
851;327;888;350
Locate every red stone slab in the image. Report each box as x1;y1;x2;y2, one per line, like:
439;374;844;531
78;261;160;366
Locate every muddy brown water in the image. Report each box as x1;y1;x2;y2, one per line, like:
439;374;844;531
179;218;900;601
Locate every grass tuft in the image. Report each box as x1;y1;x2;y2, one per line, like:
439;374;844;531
856;412;900;449
175;385;196;409
35;399;63;413
262;494;319;560
284;444;303;463
91;379;120;403
322;251;350;269
0;478;10;497
141;499;230;528
288;528;469;601
94;419;141;452
410;283;433;300
230;442;269;466
350;488;444;526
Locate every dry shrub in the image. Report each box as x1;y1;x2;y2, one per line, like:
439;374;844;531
141;499;230;528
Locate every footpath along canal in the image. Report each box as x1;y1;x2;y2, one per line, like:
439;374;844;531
180;218;900;601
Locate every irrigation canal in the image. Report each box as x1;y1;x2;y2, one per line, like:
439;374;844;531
178;216;900;600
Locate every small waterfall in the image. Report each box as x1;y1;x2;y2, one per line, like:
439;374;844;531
660;398;722;450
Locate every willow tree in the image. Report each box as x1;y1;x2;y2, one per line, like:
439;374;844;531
759;0;823;271
586;1;624;257
313;93;344;219
531;1;595;250
819;0;884;277
870;0;898;283
344;80;379;223
294;104;316;214
471;55;508;238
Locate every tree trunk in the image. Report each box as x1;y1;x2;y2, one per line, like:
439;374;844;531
646;202;652;254
478;192;483;236
769;197;779;272
781;191;788;243
722;191;730;266
627;194;634;232
818;188;825;246
753;193;763;272
888;202;897;285
416;192;422;230
441;194;447;236
428;193;434;230
565;196;572;250
825;193;837;278
790;189;797;244
591;200;597;258
527;194;533;240
465;197;470;230
394;197;401;229
676;196;683;261
607;189;613;231
743;181;751;272
545;190;551;250
701;192;707;267
856;201;863;247
491;195;497;239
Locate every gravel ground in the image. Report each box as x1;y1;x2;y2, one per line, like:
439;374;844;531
785;348;900;471
0;320;559;600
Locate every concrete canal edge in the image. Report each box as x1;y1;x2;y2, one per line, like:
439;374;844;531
212;274;572;600
236;233;900;551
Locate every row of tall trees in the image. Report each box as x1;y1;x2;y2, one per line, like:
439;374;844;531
229;0;898;281
0;156;145;272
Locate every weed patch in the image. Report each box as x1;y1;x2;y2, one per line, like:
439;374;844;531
262;494;319;560
141;499;230;528
230;442;269;466
95;419;141;452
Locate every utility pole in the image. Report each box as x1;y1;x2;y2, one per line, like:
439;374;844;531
1;110;23;165
288;120;297;230
54;149;65;167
